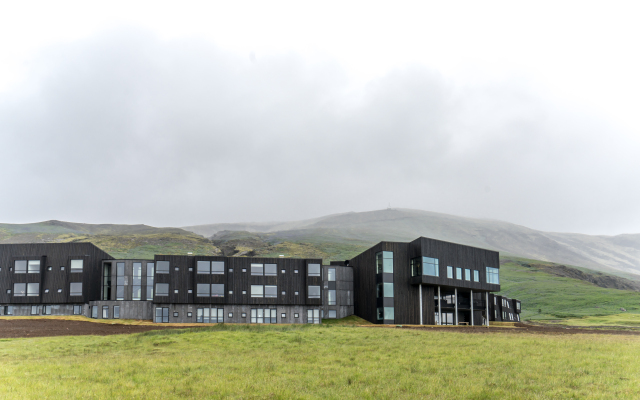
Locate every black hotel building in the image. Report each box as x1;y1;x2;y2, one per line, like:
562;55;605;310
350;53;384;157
0;238;520;325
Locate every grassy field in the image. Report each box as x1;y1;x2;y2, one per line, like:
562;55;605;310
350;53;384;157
540;313;640;328
1;323;639;399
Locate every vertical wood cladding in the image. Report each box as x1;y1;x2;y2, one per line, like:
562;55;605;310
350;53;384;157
153;255;322;306
0;243;113;304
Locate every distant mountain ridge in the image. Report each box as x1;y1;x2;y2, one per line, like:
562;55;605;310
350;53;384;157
183;208;640;277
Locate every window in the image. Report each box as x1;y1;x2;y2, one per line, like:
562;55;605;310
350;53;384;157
328;310;337;318
377;307;395;321
60;266;64;271
211;261;224;274
423;257;439;277
28;260;41;273
264;285;277;298
294;269;298;274
14;260;27;274
465;269;471;281
113;306;120;319
116;262;125;301
211;284;225;297
308;286;321;299
328;290;336;305
281;269;285;274
102;306;109;319
410;258;421;276
228;313;233;318
3;306;13;315
241;313;247;318
27;283;40;296
474;270;479;282
156;283;169;296
328;268;336;281
188;289;193;294
251;285;264;298
13;283;26;296
375;251;393;273
196;284;210;297
91;306;98;318
44;305;52;315
307;309;320;324
294;313;299;318
456;267;462;280
189;268;193;272
265;264;277;276
516;302;521;311
173;312;179;317
251;309;277;324
31;305;39;315
103;264;112;300
69;282;82;296
447;266;453;279
187;312;192;317
281;313;286;318
57;289;62;293
5;289;10;294
242;268;247;273
146;263;155;300
155;307;169;323
242;290;246;295
251;263;264;275
196;308;224;323
486;267;500;284
47;266;51;271
308;264;321;277
132;262;142;301
70;259;83;273
73;305;82;315
294;291;299;296
156;261;170;274
174;289;179;294
377;282;393;298
197;261;210;274
44;289;49;293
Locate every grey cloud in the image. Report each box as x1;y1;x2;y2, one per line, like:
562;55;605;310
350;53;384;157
0;28;638;234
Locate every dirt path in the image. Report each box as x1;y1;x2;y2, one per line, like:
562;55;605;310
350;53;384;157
0;318;182;338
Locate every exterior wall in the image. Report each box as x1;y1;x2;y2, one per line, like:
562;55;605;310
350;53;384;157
0;243;114;305
151;303;322;324
321;265;354;319
0;304;87;316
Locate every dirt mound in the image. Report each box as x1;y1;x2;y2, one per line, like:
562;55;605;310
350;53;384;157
0;319;182;338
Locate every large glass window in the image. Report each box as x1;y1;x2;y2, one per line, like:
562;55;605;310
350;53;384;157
328;268;336;281
4;306;13;315
70;260;83;273
375;252;393;273
410;258;421;276
13;283;26;296
113;306;120;319
31;305;39;315
132;262;142;300
474;270;480;282
251;263;264;275
486;267;500;284
28;260;41;273
264;285;277;298
92;306;98;318
103;264;112;300
26;283;39;296
447;266;453;279
197;283;210;297
328;289;336;305
14;260;27;274
211;284;225;297
377;307;395;321
308;264;321;277
251;285;264;297
69;282;82;296
156;283;169;296
465;269;471;281
116;262;125;301
156;261;170;274
456;267;462;280
308;285;321;299
146;263;154;300
197;261;210;274
327;310;337;318
264;264;277;276
155;307;169;323
307;309;320;324
384;282;394;298
73;305;82;315
102;306;109;319
211;261;224;274
197;308;224;323
423;257;439;277
251;309;277;324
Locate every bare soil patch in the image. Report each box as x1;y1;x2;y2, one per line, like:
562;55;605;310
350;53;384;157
0;318;182;338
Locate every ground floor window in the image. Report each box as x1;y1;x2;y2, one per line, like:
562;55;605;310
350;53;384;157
438;311;454;325
113;306;120;319
4;305;13;315
327;310;337;318
307;309;320;324
91;306;98;318
73;305;82;315
31;305;39;315
196;308;224;323
251;309;277;324
102;306;109;319
44;305;52;315
155;307;169;323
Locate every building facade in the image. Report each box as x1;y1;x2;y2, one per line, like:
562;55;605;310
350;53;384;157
0;238;520;325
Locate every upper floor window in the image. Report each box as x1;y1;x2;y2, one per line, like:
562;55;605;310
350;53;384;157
15;260;27;274
423;257;439;277
70;260;83;273
486;267;499;284
211;261;224;274
308;264;321;277
328;268;336;281
447;266;453;279
13;283;39;297
251;264;264;275
375;252;393;274
197;261;210;274
156;261;170;274
265;264;277;276
155;283;169;296
465;269;471;281
474;270;480;282
70;282;83;296
197;261;225;274
377;282;394;298
251;285;264;298
456;267;462;280
308;285;321;299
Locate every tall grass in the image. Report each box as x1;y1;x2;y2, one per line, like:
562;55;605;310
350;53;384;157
1;324;639;399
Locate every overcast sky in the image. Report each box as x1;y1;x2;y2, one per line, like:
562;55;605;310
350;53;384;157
1;1;640;235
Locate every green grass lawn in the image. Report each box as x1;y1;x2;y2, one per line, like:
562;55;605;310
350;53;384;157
541;313;640;328
1;324;640;399
497;259;640;320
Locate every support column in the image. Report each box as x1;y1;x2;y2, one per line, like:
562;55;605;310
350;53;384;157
470;289;474;326
486;292;490;327
454;288;458;325
419;284;423;325
438;286;442;325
